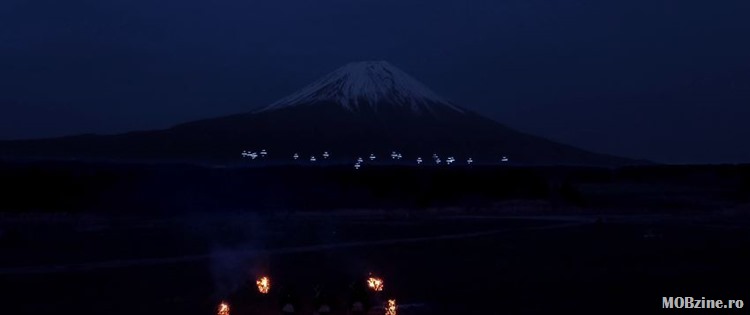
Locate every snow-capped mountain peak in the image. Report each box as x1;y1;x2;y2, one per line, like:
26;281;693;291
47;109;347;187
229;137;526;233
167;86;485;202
259;61;464;113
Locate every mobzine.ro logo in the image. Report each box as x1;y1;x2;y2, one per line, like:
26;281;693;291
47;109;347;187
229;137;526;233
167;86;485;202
662;297;744;309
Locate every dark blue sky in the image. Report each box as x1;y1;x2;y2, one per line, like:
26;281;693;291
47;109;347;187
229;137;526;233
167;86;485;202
1;0;749;163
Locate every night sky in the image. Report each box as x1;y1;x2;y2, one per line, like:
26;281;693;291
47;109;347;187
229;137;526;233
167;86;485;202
1;0;749;164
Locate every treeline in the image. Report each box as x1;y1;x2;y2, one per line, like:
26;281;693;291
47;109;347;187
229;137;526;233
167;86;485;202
1;160;748;214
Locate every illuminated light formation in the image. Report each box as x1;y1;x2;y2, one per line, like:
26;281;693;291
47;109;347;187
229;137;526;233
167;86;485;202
467;158;473;164
355;163;361;170
369;154;376;161
357;157;364;163
391;151;398;159
416;157;423;164
433;153;442;164
256;276;270;294
218;302;230;315
501;156;509;162
241;151;258;159
397;154;402;160
446;157;455;165
310;156;317;162
385;299;397;315
260;149;267;157
323;151;330;159
293;153;299;160
367;276;384;292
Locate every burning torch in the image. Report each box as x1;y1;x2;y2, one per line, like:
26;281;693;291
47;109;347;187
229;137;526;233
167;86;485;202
367;275;384;292
385;299;397;315
217;302;230;315
256;276;270;294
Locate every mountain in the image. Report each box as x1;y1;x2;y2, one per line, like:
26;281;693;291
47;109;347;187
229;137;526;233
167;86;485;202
259;61;463;114
0;61;639;165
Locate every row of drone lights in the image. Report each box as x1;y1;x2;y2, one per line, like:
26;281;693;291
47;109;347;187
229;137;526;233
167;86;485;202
293;151;332;162
242;150;510;169
240;149;269;159
354;151;404;169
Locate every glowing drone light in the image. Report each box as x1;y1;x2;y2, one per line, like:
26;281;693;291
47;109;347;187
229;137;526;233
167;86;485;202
357;157;364;163
416;157;423;164
354;163;361;170
323;151;330;158
501;156;509;162
310;156;317;162
242;151;259;159
467;158;474;164
260;149;267;156
293;153;299;160
369;154;376;161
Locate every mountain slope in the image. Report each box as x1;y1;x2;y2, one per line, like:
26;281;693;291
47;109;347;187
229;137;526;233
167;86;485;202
0;61;639;165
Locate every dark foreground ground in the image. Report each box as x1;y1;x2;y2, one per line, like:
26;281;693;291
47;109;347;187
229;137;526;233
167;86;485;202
2;212;749;315
1;161;749;314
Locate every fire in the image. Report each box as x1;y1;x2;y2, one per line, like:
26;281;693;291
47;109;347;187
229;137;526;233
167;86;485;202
385;299;397;315
217;302;230;315
256;276;270;294
367;276;384;292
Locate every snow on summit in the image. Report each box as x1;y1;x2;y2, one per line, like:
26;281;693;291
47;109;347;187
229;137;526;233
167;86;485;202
260;61;464;113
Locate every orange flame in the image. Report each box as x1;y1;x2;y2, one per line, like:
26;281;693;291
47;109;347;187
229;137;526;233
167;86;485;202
367;276;384;292
385;299;397;315
256;276;270;294
218;302;230;315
